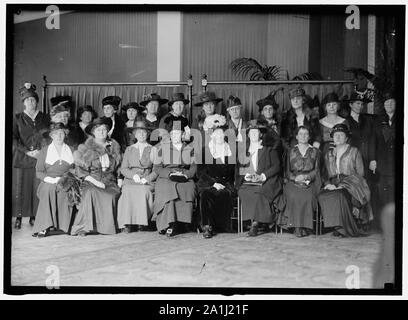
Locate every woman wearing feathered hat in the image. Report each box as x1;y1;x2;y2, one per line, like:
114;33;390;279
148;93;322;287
32;122;76;237
237;119;284;237
196;114;236;238
318;123;372;237
13;82;49;229
117;120;158;233
70;117;122;236
152;117;197;237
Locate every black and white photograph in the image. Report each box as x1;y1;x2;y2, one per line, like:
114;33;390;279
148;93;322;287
1;0;405;298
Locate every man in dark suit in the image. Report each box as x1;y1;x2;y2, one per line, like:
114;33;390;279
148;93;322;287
373;92;396;210
100;95;126;148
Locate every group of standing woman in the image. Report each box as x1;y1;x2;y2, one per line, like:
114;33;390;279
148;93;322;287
13;82;396;239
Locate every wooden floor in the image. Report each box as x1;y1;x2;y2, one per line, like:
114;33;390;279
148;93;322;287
10;218;382;289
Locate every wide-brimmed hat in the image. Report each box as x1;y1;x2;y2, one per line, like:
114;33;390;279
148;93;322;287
288;87;306;99
102;96;122;109
85;118;112;136
42;122;70;138
226;95;242;111
168;92;190;106
246;119;268;133
122;102;145;113
126;120;152;134
382;90;396;102
19;82;39;102
140;93;168;107
51;95;72;107
194;91;223;107
321;92;340;106
256;94;279;112
330;123;351;138
50;103;70;117
344;91;371;104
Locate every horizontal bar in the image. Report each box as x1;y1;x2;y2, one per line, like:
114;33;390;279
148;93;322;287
46;82;189;86
205;80;354;85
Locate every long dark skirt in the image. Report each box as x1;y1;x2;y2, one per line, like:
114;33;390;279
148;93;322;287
318;188;361;236
238;184;276;223
200;188;233;231
70;182;120;235
13;167;40;217
282;181;316;229
33;182;73;234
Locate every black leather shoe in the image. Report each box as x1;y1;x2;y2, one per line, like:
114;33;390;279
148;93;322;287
202;225;213;239
248;223;259;237
37;229;48;238
14;217;22;229
166;228;176;237
29;216;35;226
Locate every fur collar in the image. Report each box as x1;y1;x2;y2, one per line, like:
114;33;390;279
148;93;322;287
75;137;121;168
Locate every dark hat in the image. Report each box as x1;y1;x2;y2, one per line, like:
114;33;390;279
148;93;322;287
246;119;268;133
126;120;152;134
77;105;97;119
50;95;72;107
194;91;223;107
256;94;279;112
102;96;122;109
168;92;190;106
122;102;145;113
344;91;371;103
289;87;305;99
382;90;396;102
163;114;189;132
226;95;242;111
42;122;70;138
50;103;70;117
330;123;351;138
85;118;112;136
321;92;340;106
19;82;39;102
140;93;168;107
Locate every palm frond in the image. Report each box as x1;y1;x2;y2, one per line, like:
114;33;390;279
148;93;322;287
230;58;264;80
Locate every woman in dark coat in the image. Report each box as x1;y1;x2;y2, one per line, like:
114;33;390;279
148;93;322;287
13;82;49;229
32;123;75;237
197;114;235;238
152;118;197;237
318;124;372;237
256;92;283;156
71;105;97;147
121;102;146;150
70;118;122;236
281;126;321;237
100;95;126;149
237;120;284;237
140;93;168;145
281;87;321;151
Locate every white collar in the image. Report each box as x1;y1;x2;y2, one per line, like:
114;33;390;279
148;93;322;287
133;141;149;149
350;111;360;121
295;144;313;156
79;122;88;131
24;110;39;121
146;114;157;122
319;116;345;128
45;142;74;165
208;140;232;159
248;141;263;154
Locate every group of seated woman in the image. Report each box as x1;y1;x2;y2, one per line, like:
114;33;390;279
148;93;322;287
31;88;376;239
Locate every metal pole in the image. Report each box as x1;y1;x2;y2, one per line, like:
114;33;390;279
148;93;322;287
187;74;193;125
201;74;208;92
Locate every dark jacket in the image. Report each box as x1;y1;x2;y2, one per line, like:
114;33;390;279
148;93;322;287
281;108;321;150
13;111;49;168
100;114;126;150
373;114;395;176
346;113;376;164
